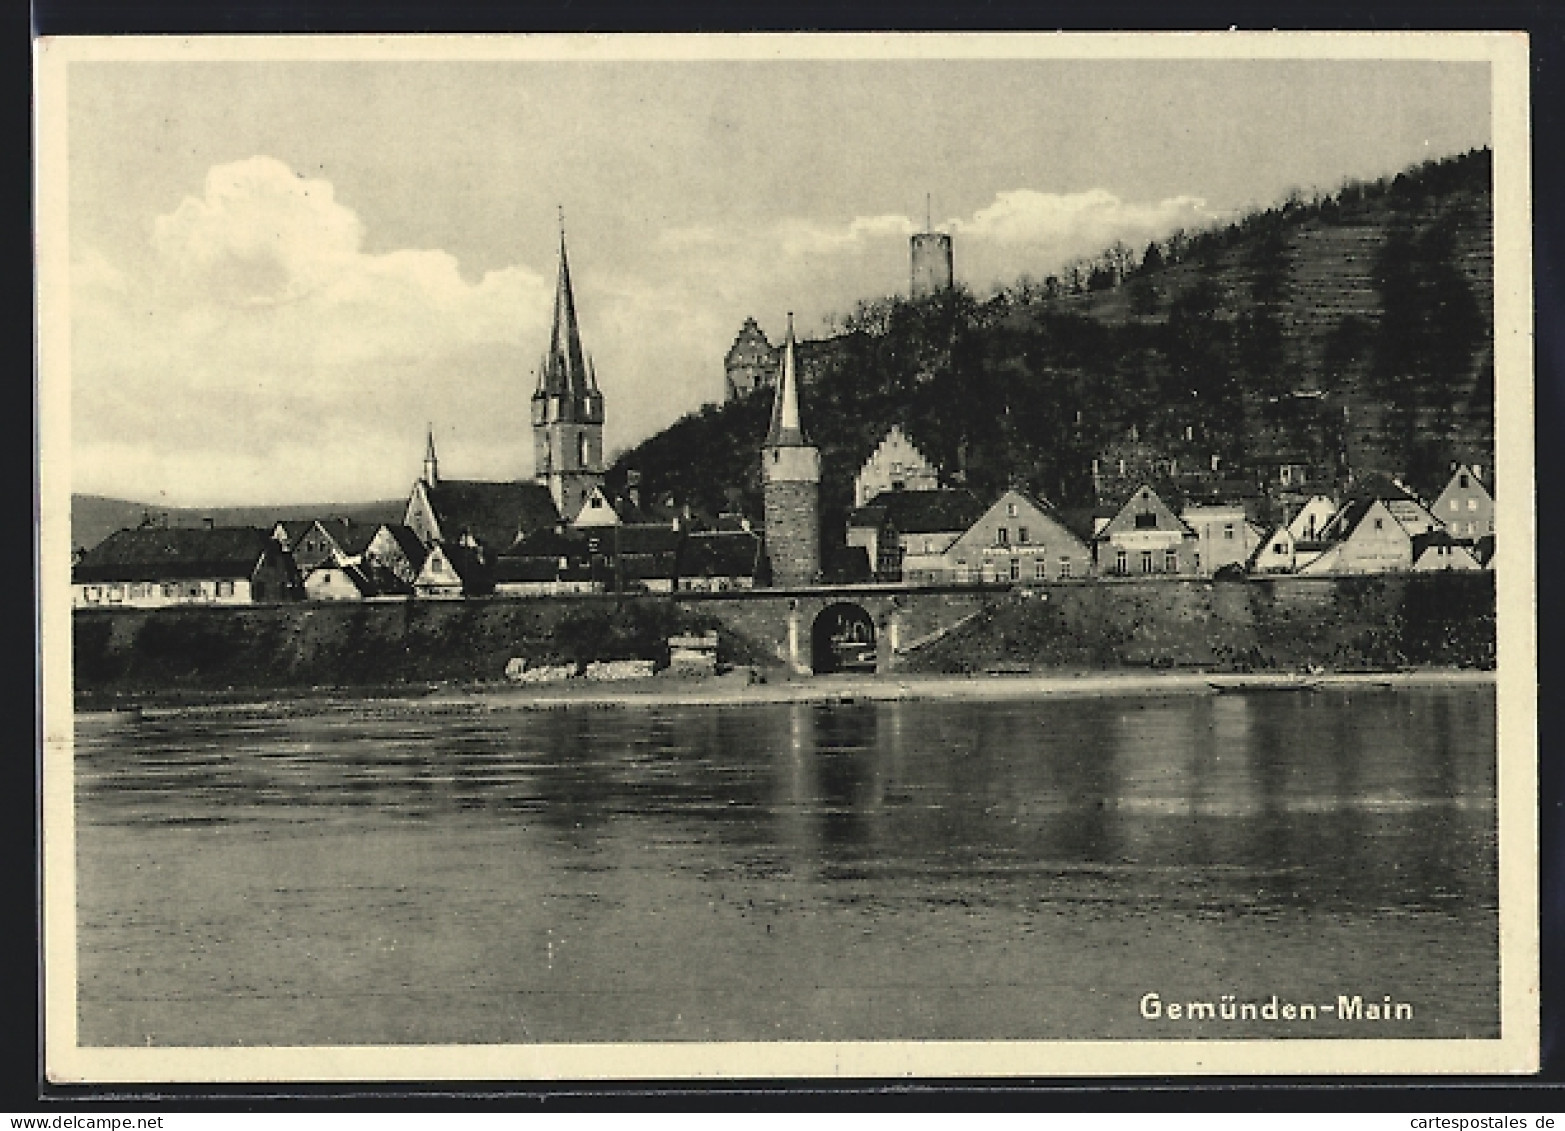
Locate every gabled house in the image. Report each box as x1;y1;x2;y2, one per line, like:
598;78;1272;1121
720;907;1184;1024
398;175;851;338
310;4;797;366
676;529;763;591
302;560;376;601
846;488;986;583
413;542;488;599
269;519;351;571
1249;524;1332;575
570;483;622;528
1411;530;1485;572
1349;475;1442;537
942;488;1093;584
1299;498;1413;575
1093;484;1199;577
1431;464;1494;542
852;425;941;508
361;524;428;587
73;526;298;608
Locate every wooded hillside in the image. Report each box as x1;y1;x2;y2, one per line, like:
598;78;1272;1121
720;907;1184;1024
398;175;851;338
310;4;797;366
611;149;1493;538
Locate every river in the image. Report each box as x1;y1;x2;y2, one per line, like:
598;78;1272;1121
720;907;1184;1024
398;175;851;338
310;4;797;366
75;683;1497;1046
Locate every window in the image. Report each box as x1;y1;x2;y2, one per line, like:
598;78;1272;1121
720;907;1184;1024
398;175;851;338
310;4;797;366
217;580;234;597
1280;467;1292;486
996;527;1010;546
162;583;176;597
1135;512;1158;530
1459;474;1470;488
1223;523;1235;540
1467;499;1478;511
1035;559;1048;580
924;538;935;554
1165;550;1178;572
1450;499;1460;512
1140;551;1154;574
1274;543;1286;555
1009;558;1020;581
1194;552;1201;569
108;585;123;603
1115;549;1128;574
1058;559;1073;579
1373;518;1384;530
1017;526;1030;545
590;495;604;509
1006;502;1018;517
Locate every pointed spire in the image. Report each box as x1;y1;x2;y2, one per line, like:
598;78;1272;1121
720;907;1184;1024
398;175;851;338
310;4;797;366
537;213;590;400
766;313;810;447
423;423;439;486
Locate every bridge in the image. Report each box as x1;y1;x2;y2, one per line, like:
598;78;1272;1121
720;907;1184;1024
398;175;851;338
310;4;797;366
673;583;1009;675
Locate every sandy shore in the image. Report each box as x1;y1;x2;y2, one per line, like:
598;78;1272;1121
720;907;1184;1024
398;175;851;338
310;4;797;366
99;667;1497;720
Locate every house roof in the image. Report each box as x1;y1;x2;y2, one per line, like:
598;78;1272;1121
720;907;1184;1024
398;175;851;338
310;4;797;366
678;531;762;578
1096;483;1195;540
275;519;316;545
74;527;279;583
1348;474;1421;505
421;541;488;585
377;523;429;568
423;480;560;552
330;521;381;557
1411;529;1477;555
614;525;682;555
850;488;986;535
493;551;593;584
304;560;376;596
1320;497;1409;542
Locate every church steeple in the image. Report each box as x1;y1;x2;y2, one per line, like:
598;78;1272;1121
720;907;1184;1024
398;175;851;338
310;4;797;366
765;314;809;448
423;424;439;486
530;211;606;524
537;221;593;402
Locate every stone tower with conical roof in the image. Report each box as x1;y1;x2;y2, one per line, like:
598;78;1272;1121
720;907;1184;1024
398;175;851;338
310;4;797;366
531;221;606;523
761;314;821;587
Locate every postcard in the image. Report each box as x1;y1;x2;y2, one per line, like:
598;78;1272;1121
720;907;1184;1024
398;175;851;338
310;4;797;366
37;31;1538;1081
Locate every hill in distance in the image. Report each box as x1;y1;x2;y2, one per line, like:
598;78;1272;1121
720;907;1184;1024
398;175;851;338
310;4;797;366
70;494;406;554
611;148;1494;537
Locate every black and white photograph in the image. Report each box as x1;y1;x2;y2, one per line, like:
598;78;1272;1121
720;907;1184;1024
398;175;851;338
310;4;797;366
36;33;1538;1081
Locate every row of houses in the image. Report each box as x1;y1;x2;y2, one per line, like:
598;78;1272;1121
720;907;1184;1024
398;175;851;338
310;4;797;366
846;460;1495;585
72;507;767;609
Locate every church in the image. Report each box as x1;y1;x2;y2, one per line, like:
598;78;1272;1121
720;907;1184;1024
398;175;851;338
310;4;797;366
402;224;609;594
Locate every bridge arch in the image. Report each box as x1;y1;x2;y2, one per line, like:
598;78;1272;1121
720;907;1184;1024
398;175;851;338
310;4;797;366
810;601;877;674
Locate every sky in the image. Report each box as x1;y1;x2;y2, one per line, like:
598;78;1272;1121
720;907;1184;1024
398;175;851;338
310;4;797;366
64;51;1493;506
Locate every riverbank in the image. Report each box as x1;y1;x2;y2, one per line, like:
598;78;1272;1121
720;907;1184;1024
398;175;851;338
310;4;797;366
87;666;1496;720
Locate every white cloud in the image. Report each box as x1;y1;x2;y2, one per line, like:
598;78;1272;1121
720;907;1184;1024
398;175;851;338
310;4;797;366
72;157;552;504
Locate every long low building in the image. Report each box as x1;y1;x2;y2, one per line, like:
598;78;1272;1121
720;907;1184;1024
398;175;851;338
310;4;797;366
73;526;298;608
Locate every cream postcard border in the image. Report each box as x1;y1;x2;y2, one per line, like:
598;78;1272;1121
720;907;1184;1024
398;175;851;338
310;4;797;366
36;30;1539;1082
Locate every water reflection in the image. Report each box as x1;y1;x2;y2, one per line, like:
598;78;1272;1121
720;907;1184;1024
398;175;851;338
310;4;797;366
77;686;1496;923
74;684;1498;1046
